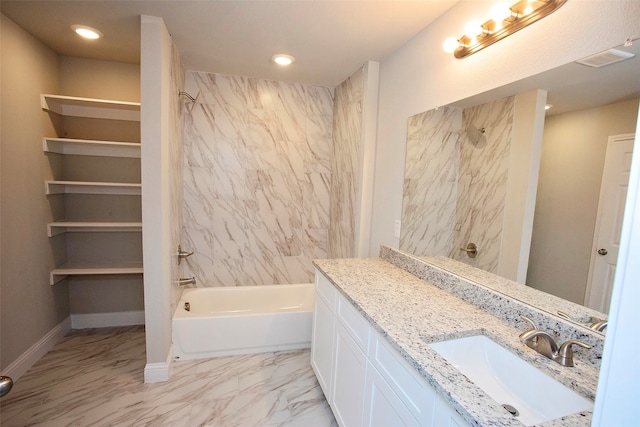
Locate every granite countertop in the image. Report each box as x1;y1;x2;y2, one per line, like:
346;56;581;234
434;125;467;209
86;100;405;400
424;256;608;328
313;257;598;427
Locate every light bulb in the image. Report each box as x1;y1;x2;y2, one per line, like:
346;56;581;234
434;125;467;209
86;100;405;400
442;37;460;53
272;54;295;66
523;2;535;15
71;25;103;39
464;20;484;38
490;2;512;26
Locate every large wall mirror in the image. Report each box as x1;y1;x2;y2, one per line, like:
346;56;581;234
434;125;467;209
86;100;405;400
400;40;640;330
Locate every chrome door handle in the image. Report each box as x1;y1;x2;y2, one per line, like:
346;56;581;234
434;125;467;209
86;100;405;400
597;248;608;255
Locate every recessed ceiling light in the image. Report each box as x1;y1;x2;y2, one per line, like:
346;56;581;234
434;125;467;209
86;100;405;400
272;54;295;66
71;25;103;40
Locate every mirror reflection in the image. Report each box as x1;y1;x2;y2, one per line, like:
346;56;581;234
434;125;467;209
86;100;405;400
401;41;640;328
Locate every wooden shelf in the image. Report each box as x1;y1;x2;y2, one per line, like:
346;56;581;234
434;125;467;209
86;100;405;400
47;221;142;237
46;180;141;196
41;94;140;122
42;93;144;288
43;137;141;158
50;262;143;285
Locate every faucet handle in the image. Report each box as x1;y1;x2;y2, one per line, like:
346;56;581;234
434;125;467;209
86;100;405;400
557;340;592;367
177;245;194;265
520;314;538;330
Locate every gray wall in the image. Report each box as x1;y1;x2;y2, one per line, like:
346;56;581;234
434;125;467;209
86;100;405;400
1;13;144;370
1;13;68;369
55;56;142;315
527;98;639;303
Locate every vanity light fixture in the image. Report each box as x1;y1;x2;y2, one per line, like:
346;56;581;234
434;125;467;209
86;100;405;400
443;0;567;59
71;25;103;40
272;54;295;66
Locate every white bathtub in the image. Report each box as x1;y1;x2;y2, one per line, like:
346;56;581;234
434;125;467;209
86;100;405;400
172;283;314;360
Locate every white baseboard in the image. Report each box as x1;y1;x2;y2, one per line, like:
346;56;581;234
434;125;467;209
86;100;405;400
70;310;145;329
1;316;71;381
144;345;173;383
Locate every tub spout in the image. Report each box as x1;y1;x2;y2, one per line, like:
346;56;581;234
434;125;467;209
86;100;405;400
0;376;13;397
178;277;196;287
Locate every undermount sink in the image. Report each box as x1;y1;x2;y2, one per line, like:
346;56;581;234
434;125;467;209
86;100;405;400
428;335;593;426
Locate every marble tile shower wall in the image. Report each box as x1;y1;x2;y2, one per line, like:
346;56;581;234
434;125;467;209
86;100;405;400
328;68;363;259
452;96;514;273
182;72;334;286
170;41;185;311
401;107;461;256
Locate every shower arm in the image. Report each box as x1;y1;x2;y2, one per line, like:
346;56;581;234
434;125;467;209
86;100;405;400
178;91;196;102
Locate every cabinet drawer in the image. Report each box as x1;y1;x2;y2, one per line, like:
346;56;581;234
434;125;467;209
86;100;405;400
369;330;436;423
315;270;337;309
336;293;370;353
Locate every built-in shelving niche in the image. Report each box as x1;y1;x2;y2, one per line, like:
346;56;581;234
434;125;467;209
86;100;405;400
42;94;143;285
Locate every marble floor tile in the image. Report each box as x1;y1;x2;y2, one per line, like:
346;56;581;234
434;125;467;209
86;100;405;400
1;326;336;427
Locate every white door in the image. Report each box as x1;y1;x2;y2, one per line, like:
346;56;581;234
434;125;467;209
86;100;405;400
586;133;635;313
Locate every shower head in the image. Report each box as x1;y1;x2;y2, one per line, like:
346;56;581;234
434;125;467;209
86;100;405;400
466;125;486;146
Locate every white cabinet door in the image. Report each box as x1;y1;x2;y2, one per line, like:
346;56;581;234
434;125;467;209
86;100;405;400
368;331;437;425
331;323;368;427
363;361;421;427
311;294;335;400
433;394;469;427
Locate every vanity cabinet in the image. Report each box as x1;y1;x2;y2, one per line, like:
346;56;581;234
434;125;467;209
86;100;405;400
312;270;470;427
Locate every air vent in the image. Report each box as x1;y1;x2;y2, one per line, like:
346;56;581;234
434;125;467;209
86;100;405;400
575;48;635;68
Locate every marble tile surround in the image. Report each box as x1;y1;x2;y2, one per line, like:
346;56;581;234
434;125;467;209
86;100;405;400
0;327;336;427
402;106;461;255
182;72;334;286
170;41;185;312
452;96;514;273
402;97;515;275
328;67;363;259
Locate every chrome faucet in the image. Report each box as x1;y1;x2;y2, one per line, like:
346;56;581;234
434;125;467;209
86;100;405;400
178;277;196;287
590;319;608;332
519;315;591;367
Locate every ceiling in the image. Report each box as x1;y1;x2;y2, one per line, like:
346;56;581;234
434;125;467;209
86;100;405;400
449;40;640;117
1;0;458;87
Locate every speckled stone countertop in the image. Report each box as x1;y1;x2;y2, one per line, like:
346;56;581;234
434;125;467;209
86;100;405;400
313;257;598;427
424;256;608;329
